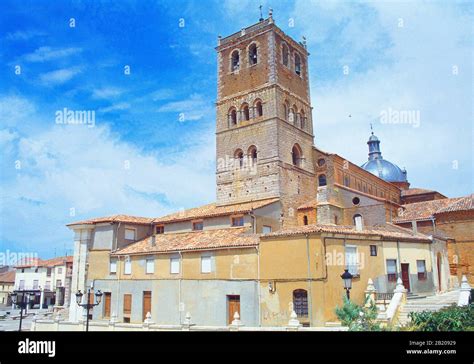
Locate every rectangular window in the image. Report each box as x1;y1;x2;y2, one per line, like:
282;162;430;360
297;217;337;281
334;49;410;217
231;216;244;227
124;228;136;241
370;245;377;256
192;221;203;231
46;268;52;277
201;255;212;273
33;280;39;290
57;267;63;274
387;259;397;282
19;280;25;290
124;259;132;275
44;281;50;291
146;258;154;274
56;279;62;287
170;257;180;274
417;260;427;280
345;246;358;275
110;260;117;274
262;225;272;234
155;225;164;234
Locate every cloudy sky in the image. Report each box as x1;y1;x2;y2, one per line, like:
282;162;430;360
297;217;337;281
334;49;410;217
0;0;472;258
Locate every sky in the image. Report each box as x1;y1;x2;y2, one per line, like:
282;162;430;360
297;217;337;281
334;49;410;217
0;0;472;258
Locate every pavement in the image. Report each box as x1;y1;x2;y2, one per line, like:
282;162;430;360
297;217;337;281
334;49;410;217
0;307;50;331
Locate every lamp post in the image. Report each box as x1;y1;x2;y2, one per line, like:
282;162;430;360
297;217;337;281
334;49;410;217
10;290;36;332
75;286;102;332
341;269;353;300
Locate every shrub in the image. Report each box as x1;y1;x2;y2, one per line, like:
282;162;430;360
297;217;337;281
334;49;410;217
408;304;474;331
335;295;382;331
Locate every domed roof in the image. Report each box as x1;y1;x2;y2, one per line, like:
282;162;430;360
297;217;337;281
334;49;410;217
361;132;408;183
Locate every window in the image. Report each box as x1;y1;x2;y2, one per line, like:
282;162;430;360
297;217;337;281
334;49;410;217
317;158;326;167
231;216;244;227
47;268;52;277
262;225;272;234
155;225;164;234
417;260;427;280
282;43;289;66
352;197;360;205
229;107;237;126
344;175;350;187
19;280;25;290
370;245;377;256
125;228;136;241
283;102;289;121
295;52;301;75
58;267;63;274
318;174;327;187
255;100;263;117
353;214;363;231
146;258;154;274
56;279;62;287
292;144;302;167
33;280;39;290
334;215;338;225
231;50;239;71
170;256;180;274
248;43;258;65
289;105;297;124
248;145;257;163
124;259;132;275
201;255;212;273
110;259;117;274
44;281;50;290
303;215;309;225
234;149;244;168
293;289;308;317
387;259;397;282
241;103;250;121
345;246;358;275
300;110;305;129
193;221;204;231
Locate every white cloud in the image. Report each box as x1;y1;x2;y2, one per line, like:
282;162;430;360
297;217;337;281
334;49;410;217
5;30;46;41
157;93;213;121
0;95;36;126
92;87;125;99
98;102;131;113
23;46;82;62
39;67;83;86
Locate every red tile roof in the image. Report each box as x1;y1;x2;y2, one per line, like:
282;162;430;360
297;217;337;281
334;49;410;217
0;271;15;283
393;196;469;223
435;194;473;214
153;198;280;224
112;227;260;256
15;256;72;268
67;214;154;226
401;188;445;197
261;223;431;242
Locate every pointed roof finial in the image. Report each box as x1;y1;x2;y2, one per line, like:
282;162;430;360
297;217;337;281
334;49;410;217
259;5;264;21
370;123;374;135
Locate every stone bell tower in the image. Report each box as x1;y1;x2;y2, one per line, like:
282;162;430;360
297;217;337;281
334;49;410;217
215;11;316;225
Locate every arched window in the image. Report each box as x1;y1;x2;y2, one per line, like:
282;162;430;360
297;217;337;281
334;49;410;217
241;103;250;121
255;100;263;117
293;289;308;317
353;214;363;231
292;144;302;167
229;107;237;126
283;101;290;121
249;43;258;65
300;109;305;129
234;149;244;168
318;174;327;187
295;52;301;76
303;215;308;225
231;50;240;71
248;145;257;163
282;43;289;66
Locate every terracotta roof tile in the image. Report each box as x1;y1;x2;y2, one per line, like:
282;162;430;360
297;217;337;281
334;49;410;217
112;227;259;256
0;271;15;283
15;256;72;268
67;214;154;226
435;194;473;214
393;196;467;223
153;198;280;224
262;223;431;242
402;188;439;197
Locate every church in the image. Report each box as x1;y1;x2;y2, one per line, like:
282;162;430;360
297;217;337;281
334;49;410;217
67;12;473;327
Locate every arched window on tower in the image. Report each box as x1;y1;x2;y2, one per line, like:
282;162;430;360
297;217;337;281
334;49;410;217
249;43;258;65
241;103;250;121
229;107;237;126
248;145;257;164
300;109;306;130
295;52;302;76
255;100;263;117
353;214;363;231
318;174;327;187
231;50;240;71
282;43;289;67
283;101;290;121
234;149;244;168
292;144;303;167
291;105;298;125
293;289;308;318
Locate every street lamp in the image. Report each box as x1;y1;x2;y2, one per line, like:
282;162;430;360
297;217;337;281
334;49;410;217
10;290;36;332
341;269;353;300
75;287;103;332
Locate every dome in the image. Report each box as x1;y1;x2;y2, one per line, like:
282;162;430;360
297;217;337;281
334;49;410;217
361;132;408;183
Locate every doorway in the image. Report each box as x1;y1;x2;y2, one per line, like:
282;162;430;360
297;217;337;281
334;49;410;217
227;295;240;325
103;292;111;319
401;263;411;292
142;291;152;321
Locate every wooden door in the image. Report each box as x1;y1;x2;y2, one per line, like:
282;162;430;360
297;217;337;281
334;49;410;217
104;292;111;318
142;291;151;321
401;263;410;292
227;295;240;324
123;294;132;322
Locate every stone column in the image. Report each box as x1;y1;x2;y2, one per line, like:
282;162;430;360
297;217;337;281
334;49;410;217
365;278;377;307
458;275;472;306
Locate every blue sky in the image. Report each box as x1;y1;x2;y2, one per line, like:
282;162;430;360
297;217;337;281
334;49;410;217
0;0;472;258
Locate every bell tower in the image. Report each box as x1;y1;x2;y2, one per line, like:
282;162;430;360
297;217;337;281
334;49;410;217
215;11;316;225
